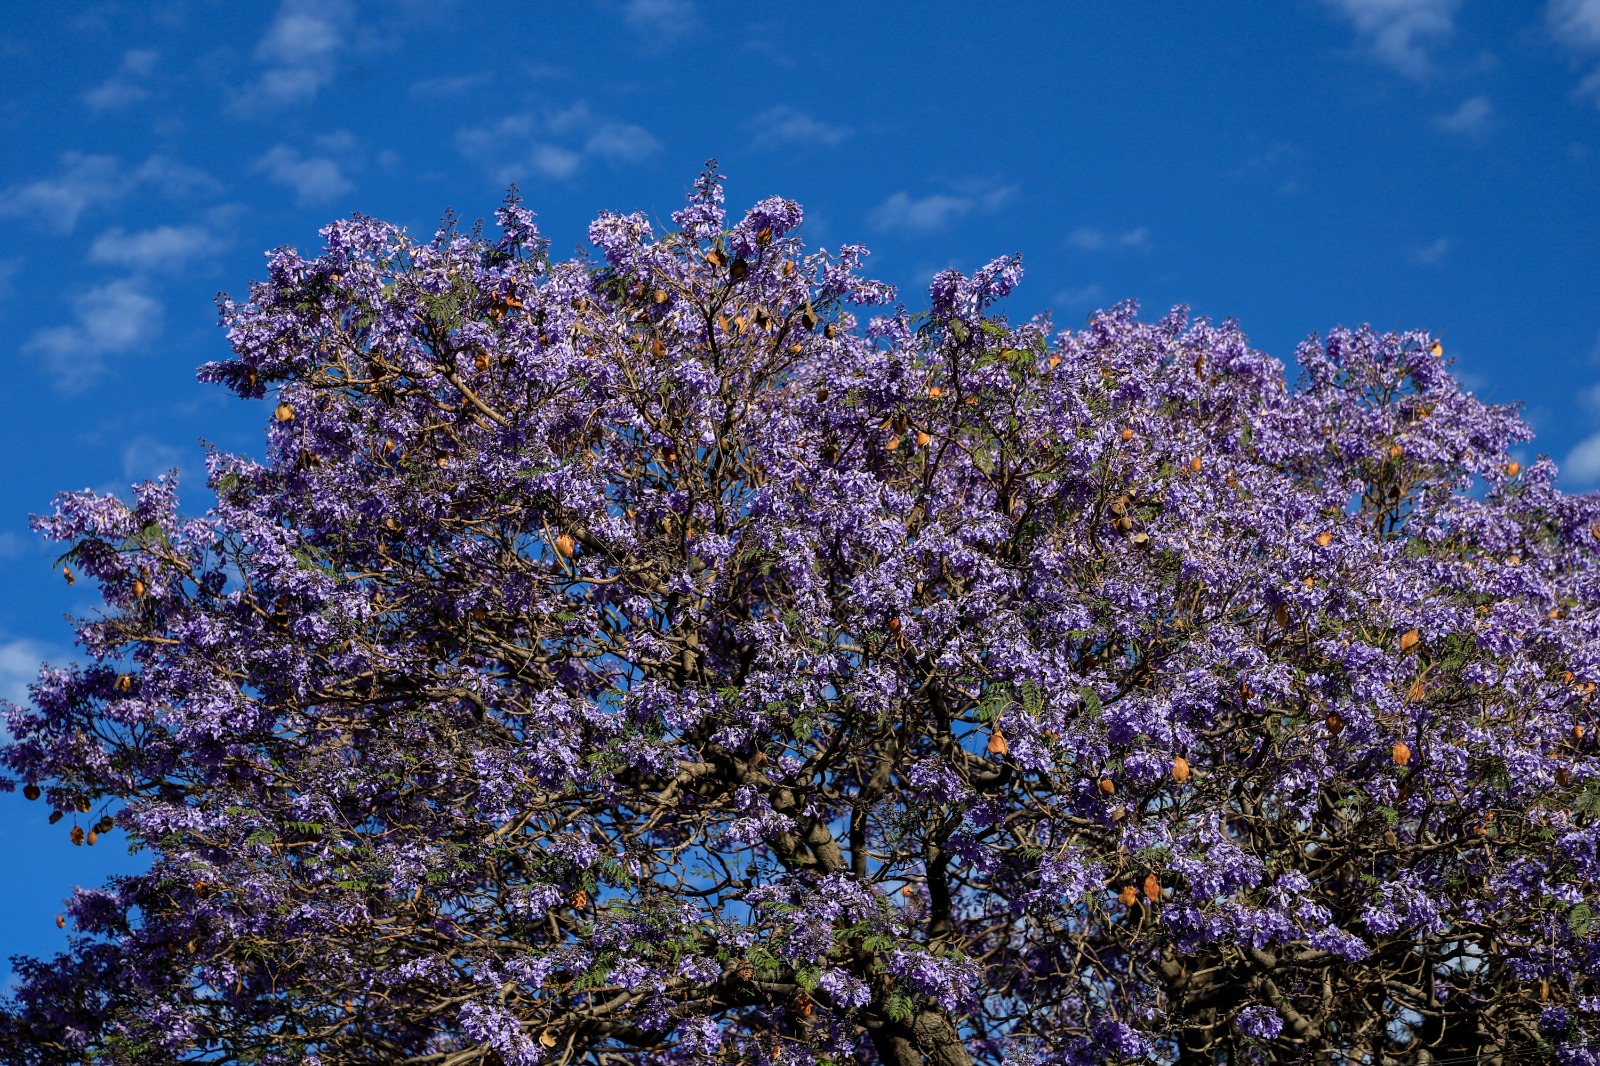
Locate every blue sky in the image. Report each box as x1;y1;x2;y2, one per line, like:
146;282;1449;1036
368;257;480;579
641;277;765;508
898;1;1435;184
1;0;1598;975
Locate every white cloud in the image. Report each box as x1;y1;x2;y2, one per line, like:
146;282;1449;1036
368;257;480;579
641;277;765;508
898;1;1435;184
409;73;491;99
869;183;1016;235
1324;0;1462;79
1409;236;1451;265
1068;226;1149;251
1565;430;1600;486
121;435;187;483
1549;0;1600;49
751;106;851;149
24;278;164;393
1052;283;1106;309
89;225;228;272
0;153;219;233
233;0;353;112
1434;94;1493;134
458;105;661;184
254;146;353;206
621;0;698;40
84;48;159;111
0;638;64;708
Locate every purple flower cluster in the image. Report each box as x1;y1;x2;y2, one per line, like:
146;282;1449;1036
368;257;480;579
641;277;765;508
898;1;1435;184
2;165;1597;1063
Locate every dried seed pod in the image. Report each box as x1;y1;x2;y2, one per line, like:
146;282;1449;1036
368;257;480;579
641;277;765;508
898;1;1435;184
71;826;85;846
571;889;588;909
1098;777;1116;796
1143;874;1160;901
705;248;727;267
1325;711;1345;735
1557;767;1571;787
554;534;576;558
86;831;98;846
1120;427;1134;442
1504;462;1521;477
131;579;146;598
116;674;132;692
987;731;1008;756
651;338;667;357
1429;340;1443;356
55;915;65;928
1117;885;1139;907
540;1032;559;1049
1392;742;1411;766
1188;456;1202;473
1171;757;1191;784
884;435;901;451
928;385;943;399
1399;629;1421;653
653;288;669;304
728;257;749;282
1316;531;1333;547
756;227;774;246
48;810;63;825
1575;724;1587;741
1273;604;1291;627
1130;532;1151;549
275;402;295;423
1388;444;1404;459
23;783;40;801
62;567;75;585
916;430;932;447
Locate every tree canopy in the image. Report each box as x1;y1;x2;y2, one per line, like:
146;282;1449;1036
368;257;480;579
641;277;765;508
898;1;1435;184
5;167;1599;1065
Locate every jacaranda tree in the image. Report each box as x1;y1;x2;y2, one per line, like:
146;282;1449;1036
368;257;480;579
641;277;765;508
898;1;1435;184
5;166;1599;1065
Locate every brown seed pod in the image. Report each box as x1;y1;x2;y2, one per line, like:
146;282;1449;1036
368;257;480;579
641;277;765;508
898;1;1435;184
1575;724;1587;741
1121;427;1135;442
77;798;91;813
554;534;576;558
48;811;63;825
1392;742;1412;766
1171;757;1191;785
116;674;132;692
23;783;40;801
1316;531;1333;547
62;567;75;585
824;323;838;339
1130;532;1151;549
705;248;727;268
1117;885;1139;907
86;831;97;846
131;579;146;598
71;826;84;846
1504;462;1521;477
1098;777;1116;796
1273;604;1291;627
1557;768;1572;787
1188;455;1203;473
884;435;901;451
916;431;932;447
275;402;295;423
1406;680;1426;702
928;385;943;399
1388;444;1404;459
1429;340;1443;356
756;227;774;246
540;1032;559;1049
571;889;588;909
1325;711;1345;735
728;257;749;282
651;338;667;358
1399;629;1421;653
1143;874;1161;901
55;915;65;928
1048;354;1062;370
1114;516;1134;533
473;350;491;372
987;731;1009;756
652;288;669;305
886;617;902;637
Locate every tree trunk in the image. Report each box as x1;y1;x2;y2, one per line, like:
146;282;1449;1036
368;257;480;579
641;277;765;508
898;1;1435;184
869;1010;974;1066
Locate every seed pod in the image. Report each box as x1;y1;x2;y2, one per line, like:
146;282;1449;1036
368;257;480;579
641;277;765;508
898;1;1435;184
1171;757;1190;784
1114;516;1134;533
1429;340;1443;356
473;350;491;372
781;260;795;276
96;816;113;834
1575;724;1587;741
1188;455;1202;473
795;992;814;1017
1130;532;1151;549
1392;742;1411;766
728;257;749;282
1383;829;1398;846
275;402;295;423
131;579;146;598
1504;462;1521;477
540;1032;559;1049
1143;874;1160;901
571;889;587;909
705;248;727;267
1047;354;1062;370
652;288;669;305
62;567;75;585
1388;444;1404;459
554;534;576;558
1317;531;1333;547
1117;885;1139;907
884;435;901;451
651;338;667;358
1399;629;1421;653
86;831;97;846
886;617;902;637
1098;777;1116;796
1273;604;1290;627
1406;680;1426;702
901;884;915;897
824;323;838;339
916;430;931;447
23;783;40;801
48;811;63;825
116;674;132;692
55;915;65;928
736;960;755;980
77;797;90;813
71;826;84;846
1325;711;1345;734
1557;768;1571;787
987;731;1008;756
928;385;943;399
1120;427;1134;442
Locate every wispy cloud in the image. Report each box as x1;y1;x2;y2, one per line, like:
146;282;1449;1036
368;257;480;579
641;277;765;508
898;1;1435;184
84;48;159;111
1409;236;1451;265
0;638;65;709
458;104;661;183
750;106;851;149
1548;0;1600;107
24;279;163;394
233;0;354;113
254;145;353;206
0;153;219;233
868;183;1016;235
89;225;229;272
1324;0;1462;79
1434;94;1494;134
620;0;698;42
408;73;492;100
122;435;188;483
1068;226;1149;251
1052;283;1107;311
